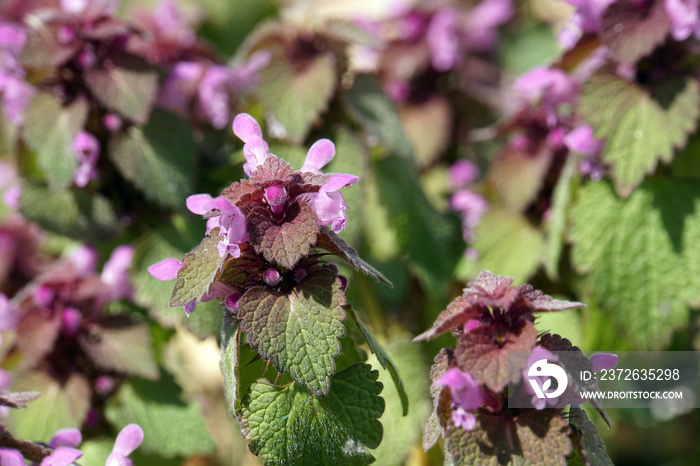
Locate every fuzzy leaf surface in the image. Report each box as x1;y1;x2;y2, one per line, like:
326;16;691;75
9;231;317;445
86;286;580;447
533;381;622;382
19;183;122;240
109;109;195;208
446;410;571;465
258;49;336;143
248;202;319;269
600;0;669;65
78;318;158;380
85;53;158;124
455;321;538;392
578;73;700;197
237;268;347;396
570;179;700;348
241;364;384;465
568;407;614;466
11;371;90;443
348;309;408;415
22;94;87;190
317;229;392;286
105;378;215;458
170;233;225;307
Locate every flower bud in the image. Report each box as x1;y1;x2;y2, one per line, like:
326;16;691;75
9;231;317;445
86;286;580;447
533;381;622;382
62;307;82;338
263;268;282;287
225;292;243;314
264;184;287;216
293;267;307;283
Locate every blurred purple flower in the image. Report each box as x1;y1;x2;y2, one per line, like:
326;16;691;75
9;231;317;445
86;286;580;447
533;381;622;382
300;174;359;234
558;0;616;48
69;245;99;277
427;7;461;72
61;307;82;338
134;0;196;50
197;65;232;130
565;125;605;180
464;0;514;50
106;424;144;466
60;0;117;22
448;160;479;188
450;189;488;243
0;74;34;126
103;113;122;132
665;0;700;40
49;428;82;449
0;293;18;331
101;245;134;301
228;51;272;92
436;368;484;430
0;162;20;209
0;22;25;73
71;131;100;188
514;68;578;108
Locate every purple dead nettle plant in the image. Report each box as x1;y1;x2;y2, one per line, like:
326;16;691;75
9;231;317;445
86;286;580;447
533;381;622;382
415;271;614;465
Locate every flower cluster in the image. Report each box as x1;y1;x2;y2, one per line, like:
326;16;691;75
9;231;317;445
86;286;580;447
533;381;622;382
149;113;358;316
416;271;613;464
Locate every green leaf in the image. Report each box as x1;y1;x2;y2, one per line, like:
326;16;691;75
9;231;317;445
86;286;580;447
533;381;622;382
131;218;223;338
545;154;578;279
10;371;90;443
22;93;87;189
237;268;347;396
258;49;337;143
247;202;319;269
105;377;216;458
78;318;159;380
473;208;545;284
446;410;571;465
374;155;463;291
170;233;225;308
486;146;554;212
19;182;122;240
347;309;407;415
568;407;614;466
241;364;385;465
109;109;195;208
220;320;243;415
317;230;392;287
578;73;700;197
343;75;414;160
398;96;452;168
85;53;158;124
570;179;700;348
671;124;700;179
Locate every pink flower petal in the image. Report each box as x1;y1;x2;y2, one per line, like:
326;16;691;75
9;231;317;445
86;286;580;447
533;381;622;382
49;428;82;449
232;113;263;143
186;194;214;215
590;353;618;372
0;448;24;466
40;447;83;466
110;424;144;458
301;139;335;174
320;174;358;194
147;258;183;281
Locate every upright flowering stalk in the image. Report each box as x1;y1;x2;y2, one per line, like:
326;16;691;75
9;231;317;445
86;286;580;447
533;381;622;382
148;113;400;464
415;271;614;465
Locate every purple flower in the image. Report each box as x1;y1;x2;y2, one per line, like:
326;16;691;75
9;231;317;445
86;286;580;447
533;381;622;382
0;293;18;331
232;113;270;176
0;74;34;126
0;161;20;210
300;174;358;233
228;51;272;92
60;0;117;21
523;347;561;410
300;139;336;174
514;68;578;108
564;125;605;180
186;194;248;258
427;7;461;72
197;65;231;130
69;245;99;277
450;189;488;243
558;0;616;48
435;368;484;430
0;449;24;466
665;0;700;40
448;160;479;188
71;131;100;187
158;61;203;116
590;352;618;372
264;185;287;216
100;245;134;301
49;428;82;449
106;423;144;466
464;0;514;50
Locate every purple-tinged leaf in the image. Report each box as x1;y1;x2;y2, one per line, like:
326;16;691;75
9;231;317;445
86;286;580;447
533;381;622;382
258;49;337;143
78;318;159;380
22;94;88;190
237;268;347;396
248;155;294;186
10;371;90;443
247;202;319;270
16;307;62;366
316;230;392;287
221;180;263;208
578;73;700;197
446;410;571;465
455;321;538;392
413;295;482;342
20;21;79;69
170;232;226;308
601;0;670;65
423;349;452;451
568;406;614;466
85;53;158;124
109;109;195;208
0;391;41;408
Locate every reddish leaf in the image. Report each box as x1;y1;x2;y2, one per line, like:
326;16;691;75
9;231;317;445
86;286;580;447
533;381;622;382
170;232;226;307
413;295;482;341
222;180;263;207
601;0;670;65
423;349;452;451
455;321;538;392
16;308;62;366
249;155;294;186
247;202;319;270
